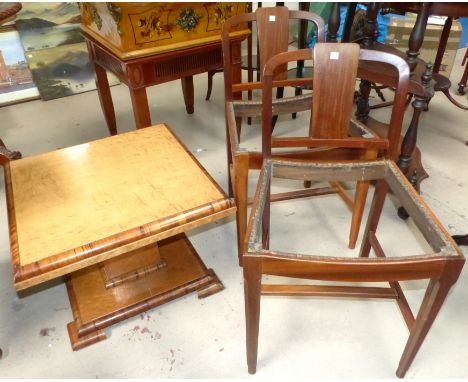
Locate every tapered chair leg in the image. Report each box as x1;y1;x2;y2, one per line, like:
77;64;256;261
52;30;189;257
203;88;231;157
396;260;463;378
350;150;378;249
359;180;390;258
234;156;249;266
243;257;262;375
349;179;370;249
262;182;271;250
272;87;284;129
206;70;215;100
225;123;234;197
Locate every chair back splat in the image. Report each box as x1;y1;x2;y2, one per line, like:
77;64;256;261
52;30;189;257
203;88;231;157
256;7;289;82
312;43;360;139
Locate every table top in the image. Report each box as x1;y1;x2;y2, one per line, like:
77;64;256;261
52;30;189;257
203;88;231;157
6;124;235;290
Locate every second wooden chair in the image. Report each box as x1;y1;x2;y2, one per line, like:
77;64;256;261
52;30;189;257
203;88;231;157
243;44;465;377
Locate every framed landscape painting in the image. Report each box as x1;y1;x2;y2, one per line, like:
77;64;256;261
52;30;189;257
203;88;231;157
15;2;83;52
25;43;100;101
0;27;40;106
14;2;118;101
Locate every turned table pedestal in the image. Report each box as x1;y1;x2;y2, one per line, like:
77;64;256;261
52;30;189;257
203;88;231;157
2;124;235;350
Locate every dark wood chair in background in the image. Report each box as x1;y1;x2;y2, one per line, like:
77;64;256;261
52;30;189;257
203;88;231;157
458;48;468;96
348;3;468;246
339;4;468;213
243;44;465;378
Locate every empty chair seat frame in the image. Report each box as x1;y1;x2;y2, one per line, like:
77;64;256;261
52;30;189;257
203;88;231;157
242;45;465;377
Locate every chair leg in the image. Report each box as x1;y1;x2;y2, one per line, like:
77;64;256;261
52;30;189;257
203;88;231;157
206;70;215;100
272;87;284;129
396;260;464;378
243;256;262;375
234;156;249;266
349;179;370;249
225;114;235;197
292;86;302;119
349;150;377;249
262;182;271;250
359;180;389;258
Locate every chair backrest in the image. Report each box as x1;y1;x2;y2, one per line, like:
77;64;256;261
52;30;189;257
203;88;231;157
261;43;410;160
221;6;325;101
312;43;360;139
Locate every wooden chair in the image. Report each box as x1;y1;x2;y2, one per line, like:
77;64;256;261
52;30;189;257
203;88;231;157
243;45;465;377
223;9;377;264
223;7;324;264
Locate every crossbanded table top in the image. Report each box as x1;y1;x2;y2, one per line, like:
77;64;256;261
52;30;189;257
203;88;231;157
6;124;234;289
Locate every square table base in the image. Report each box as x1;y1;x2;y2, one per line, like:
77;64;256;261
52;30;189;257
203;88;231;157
66;233;223;350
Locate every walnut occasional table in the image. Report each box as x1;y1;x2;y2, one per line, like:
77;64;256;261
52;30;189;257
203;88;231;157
2;124;235;350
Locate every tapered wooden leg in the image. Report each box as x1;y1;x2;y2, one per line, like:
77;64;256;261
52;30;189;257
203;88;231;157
234;156;249;266
272;87;284;129
349;179;370;249
453;234;468;246
349;150;377;249
244;256;262;375
181;76;194;114
225;115;243;198
359;180;389;258
262;181;271;250
226;132;234;197
206;71;215;100
292;85;302;119
93;63;117;136
396;260;464;378
129;87;151;129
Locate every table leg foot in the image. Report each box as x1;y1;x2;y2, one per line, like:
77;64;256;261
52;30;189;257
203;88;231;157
197;269;224;298
453;235;468;246
397;206;410;220
67;322;106;351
